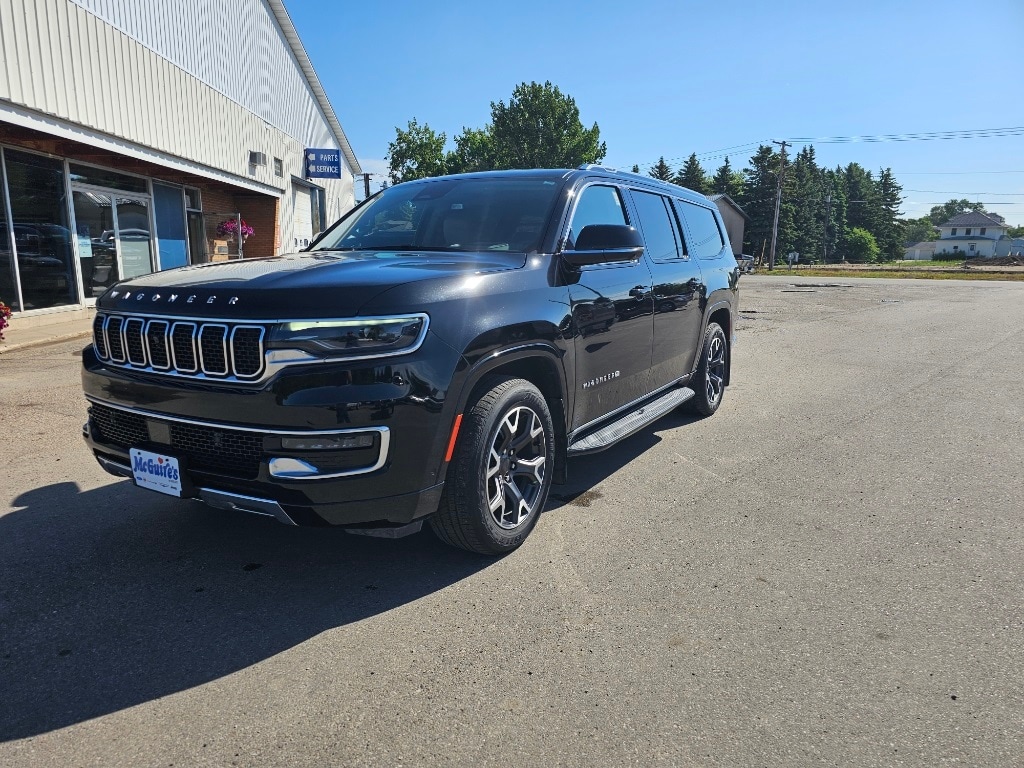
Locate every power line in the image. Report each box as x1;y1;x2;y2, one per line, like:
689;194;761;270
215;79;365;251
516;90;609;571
626;126;1024;175
633;141;768;172
904;189;1024;196
898;170;1024;175
783;126;1024;144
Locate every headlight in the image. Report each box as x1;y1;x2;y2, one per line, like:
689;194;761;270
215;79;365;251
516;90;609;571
267;314;428;359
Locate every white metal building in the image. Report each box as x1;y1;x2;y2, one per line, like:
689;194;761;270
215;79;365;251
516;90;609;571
1;0;361;323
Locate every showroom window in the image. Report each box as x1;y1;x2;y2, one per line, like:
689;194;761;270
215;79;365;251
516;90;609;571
3;148;78;310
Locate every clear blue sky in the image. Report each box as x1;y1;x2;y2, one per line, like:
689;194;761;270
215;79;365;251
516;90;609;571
287;0;1024;225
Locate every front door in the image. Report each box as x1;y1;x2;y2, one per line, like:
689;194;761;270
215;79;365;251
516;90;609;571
565;183;654;431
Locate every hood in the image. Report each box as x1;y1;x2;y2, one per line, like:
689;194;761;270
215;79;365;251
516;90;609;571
96;250;527;319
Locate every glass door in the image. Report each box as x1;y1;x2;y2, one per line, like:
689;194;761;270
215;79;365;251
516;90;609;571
115;196;153;279
72;189;117;298
72;188;155;296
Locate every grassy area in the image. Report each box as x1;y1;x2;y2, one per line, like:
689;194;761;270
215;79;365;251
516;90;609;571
756;264;1024;282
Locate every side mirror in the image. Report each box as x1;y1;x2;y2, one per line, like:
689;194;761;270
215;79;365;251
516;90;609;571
562;224;645;266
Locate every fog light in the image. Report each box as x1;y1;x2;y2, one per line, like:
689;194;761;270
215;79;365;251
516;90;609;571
281;434;374;451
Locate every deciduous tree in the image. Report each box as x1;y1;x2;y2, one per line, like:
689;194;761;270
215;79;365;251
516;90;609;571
901;217;939;244
927;199;986;225
846;227;880;263
386;118;448;184
489;81;606;169
446;127;494;174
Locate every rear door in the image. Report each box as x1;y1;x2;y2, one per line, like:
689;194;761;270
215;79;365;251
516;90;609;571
628;189;706;387
565;182;654;431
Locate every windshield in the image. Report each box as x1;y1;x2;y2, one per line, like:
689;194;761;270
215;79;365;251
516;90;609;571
312;177;563;254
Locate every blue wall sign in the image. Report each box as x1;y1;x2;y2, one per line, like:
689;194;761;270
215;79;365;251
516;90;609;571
305;148;342;179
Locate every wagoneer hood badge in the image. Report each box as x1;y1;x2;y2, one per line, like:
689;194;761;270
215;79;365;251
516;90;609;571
108;290;240;306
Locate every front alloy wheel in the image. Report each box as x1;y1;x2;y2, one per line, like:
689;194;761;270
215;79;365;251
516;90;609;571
486;406;547;530
432;377;555;555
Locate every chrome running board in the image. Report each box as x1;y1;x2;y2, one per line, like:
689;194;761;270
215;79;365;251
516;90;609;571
568;387;695;455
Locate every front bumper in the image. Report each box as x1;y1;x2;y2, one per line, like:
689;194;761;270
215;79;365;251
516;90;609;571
84;417;446;527
81;338;460;527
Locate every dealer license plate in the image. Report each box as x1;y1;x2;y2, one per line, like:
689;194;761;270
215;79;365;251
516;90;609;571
130;448;183;497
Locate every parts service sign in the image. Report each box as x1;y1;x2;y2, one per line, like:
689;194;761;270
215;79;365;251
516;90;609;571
306;149;342;179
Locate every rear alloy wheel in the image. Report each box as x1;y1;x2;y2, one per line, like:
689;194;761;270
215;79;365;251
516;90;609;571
431;378;554;555
689;322;727;417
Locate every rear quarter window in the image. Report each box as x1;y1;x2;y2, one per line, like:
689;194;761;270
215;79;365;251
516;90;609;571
674;200;725;260
631;190;684;262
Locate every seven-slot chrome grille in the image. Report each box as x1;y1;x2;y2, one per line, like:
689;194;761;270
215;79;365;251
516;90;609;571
93;313;266;381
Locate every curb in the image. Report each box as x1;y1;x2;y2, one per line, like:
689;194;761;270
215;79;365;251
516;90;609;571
0;329;93;355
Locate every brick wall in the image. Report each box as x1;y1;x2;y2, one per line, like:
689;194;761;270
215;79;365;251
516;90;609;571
234;195;279;258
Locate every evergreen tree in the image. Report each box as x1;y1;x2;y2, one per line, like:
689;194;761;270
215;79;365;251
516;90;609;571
822;169;848;262
648;156;674;181
790;146;824;264
711;156;744;199
676;153;709;195
843;163;882;239
740;145;792;265
875;168;905;261
631;164;640;173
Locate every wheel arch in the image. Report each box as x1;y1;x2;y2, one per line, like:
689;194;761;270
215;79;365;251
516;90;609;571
703;300;733;386
449;345;570;484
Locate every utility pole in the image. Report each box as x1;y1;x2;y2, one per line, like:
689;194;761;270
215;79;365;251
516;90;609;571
362;173;371;200
768;140;790;270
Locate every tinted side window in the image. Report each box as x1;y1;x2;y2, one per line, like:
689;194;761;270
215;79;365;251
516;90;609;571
631;190;683;262
567;185;627;246
675;200;725;260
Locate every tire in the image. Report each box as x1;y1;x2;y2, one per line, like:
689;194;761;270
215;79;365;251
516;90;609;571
688;322;728;417
430;377;555;555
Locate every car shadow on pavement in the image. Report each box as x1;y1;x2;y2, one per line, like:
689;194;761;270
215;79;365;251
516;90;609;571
545;409;701;512
0;480;492;742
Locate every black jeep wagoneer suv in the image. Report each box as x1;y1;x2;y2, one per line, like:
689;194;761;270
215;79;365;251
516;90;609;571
82;166;739;554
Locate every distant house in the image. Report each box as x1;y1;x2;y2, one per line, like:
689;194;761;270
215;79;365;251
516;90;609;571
707;193;751;257
904;241;938;260
932;212;1008;258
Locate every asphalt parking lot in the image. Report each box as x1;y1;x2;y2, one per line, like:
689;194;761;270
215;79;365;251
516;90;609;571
1;274;1022;767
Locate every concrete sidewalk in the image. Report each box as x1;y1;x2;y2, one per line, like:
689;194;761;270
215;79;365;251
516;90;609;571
0;308;95;355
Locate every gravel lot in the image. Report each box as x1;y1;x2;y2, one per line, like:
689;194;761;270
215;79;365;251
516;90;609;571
1;274;1022;767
